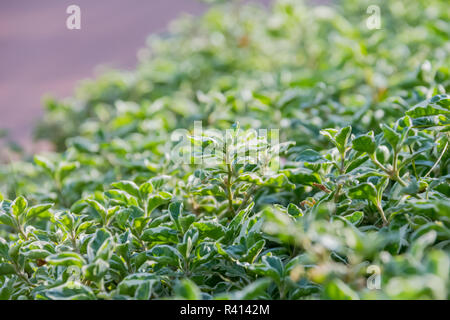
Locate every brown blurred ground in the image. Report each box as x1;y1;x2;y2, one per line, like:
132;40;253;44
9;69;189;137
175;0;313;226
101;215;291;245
0;0;209;150
0;0;277;152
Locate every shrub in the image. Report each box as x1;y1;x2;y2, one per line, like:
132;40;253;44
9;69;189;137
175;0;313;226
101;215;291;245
0;0;449;300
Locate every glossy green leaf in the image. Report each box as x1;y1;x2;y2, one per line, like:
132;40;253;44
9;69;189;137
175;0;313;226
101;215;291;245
352;132;376;154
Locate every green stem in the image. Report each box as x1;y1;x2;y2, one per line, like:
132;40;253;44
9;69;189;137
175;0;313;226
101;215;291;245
237;185;256;213
333;151;347;203
14;217;27;240
424;140;448;178
279;281;286;299
339;151;346;174
394;172;407;187
392;149;399;173
13;262;35;287
226;163;235;215
71;232;80;254
334;184;342;203
369;154;389;173
376;202;388;226
370;153;407;187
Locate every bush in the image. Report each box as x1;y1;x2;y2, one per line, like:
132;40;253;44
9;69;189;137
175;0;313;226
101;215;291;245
0;0;449;300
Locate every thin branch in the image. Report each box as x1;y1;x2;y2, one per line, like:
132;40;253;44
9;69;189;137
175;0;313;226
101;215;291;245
424;141;448;178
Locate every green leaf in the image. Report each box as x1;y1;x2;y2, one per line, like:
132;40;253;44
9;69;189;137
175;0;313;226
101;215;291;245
348;183;377;205
105;190;135;205
342;211;364;225
0;278;15;300
87;228;113;262
231;278;271;300
346;155;369;172
320;129;338;143
139;181;154;197
382;124;400;149
179;214;196;233
12;196;27;218
287;203;303;217
38;283;95;300
411;115;449;128
83;259;110;282
178;227;199;258
405;94;450;118
264;256;284;276
242;239;265;263
145;245;182;267
57;162;79;182
193;221;226;240
8;243;22;261
117;273;157;300
26;203;53;220
352;132;376;154
142;226;178;243
0;238;9;259
175;279;201;300
149;175;171;190
282;168;321;186
46;252;86;268
228;202;253;232
34;156;54;175
168;201;183;230
335;126;352;153
0;263;15;275
321;126;351;154
85;199;107;221
265;173;295;189
147;192;172;214
323;279;359;300
111;181;140;198
24;249;52;260
69;137;99;153
252;255;284;283
295;149;327;163
0;212;15;228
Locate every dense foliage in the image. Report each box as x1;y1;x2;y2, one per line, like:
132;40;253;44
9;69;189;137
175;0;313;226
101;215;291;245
0;0;449;300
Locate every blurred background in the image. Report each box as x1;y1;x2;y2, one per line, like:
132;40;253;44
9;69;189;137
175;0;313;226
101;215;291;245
0;0;270;153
